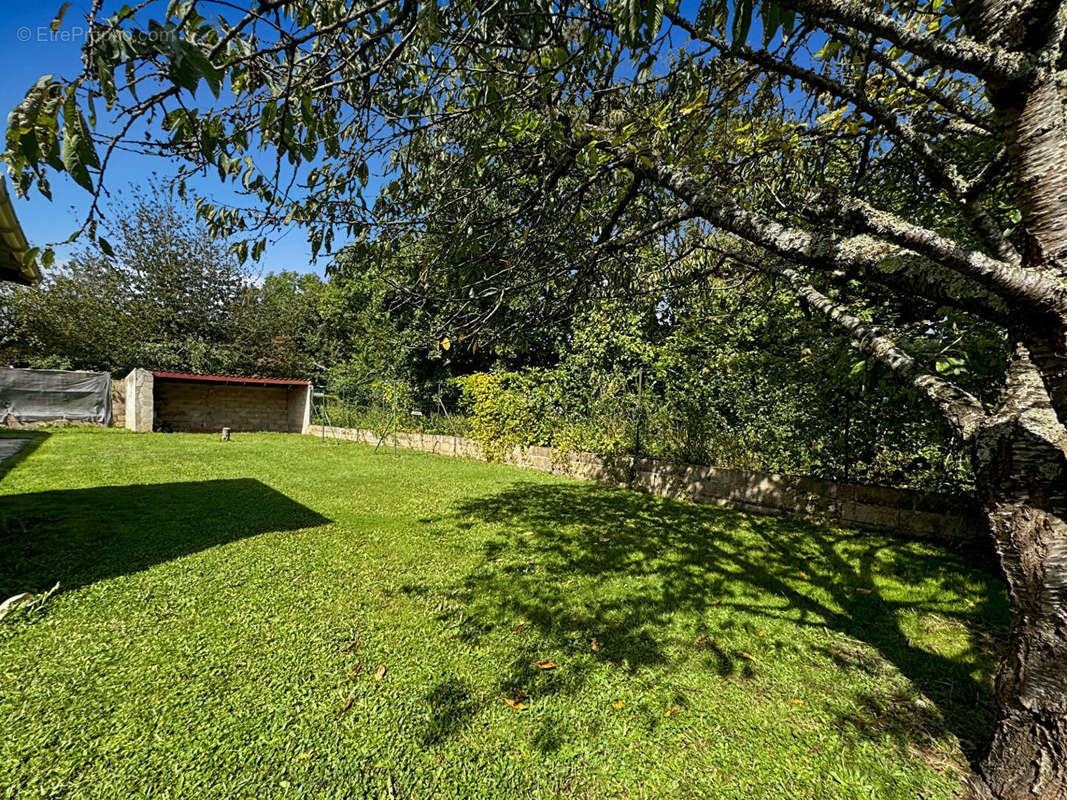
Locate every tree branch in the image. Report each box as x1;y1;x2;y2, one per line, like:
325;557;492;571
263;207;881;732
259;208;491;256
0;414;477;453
825;193;1067;316
625;153;1059;320
772;262;989;437
826;259;1015;326
775;0;1030;82
665;10;1021;264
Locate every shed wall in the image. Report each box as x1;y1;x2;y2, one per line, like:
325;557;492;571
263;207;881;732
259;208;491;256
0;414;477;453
154;380;303;433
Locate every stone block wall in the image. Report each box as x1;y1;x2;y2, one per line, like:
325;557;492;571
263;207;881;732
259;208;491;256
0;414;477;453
286;383;313;434
123;370;312;433
110;380;126;428
308;425;984;544
124;369;154;432
154;381;291;433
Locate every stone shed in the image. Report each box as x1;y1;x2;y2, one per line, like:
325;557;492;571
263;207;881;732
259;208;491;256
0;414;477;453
124;370;312;434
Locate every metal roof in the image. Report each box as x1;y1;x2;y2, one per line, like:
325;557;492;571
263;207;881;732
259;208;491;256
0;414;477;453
0;179;40;286
151;371;308;387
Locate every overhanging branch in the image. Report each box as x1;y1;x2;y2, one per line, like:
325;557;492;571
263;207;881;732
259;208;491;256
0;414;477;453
774;0;1030;82
625;154;1055;322
748;259;990;437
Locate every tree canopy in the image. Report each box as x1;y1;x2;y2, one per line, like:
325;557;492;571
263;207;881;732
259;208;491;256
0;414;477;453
6;0;1067;796
0;187;329;378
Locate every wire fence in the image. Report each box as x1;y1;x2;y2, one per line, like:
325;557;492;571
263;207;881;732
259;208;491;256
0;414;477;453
312;380;470;441
310;369;785;470
309;370;972;494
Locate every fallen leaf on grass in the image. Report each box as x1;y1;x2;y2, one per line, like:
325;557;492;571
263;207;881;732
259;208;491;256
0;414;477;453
664;707;678;717
590;638;600;652
503;698;528;710
855;587;872;595
534;660;557;669
375;664;387;681
335;694;355;719
515;624;524;635
796;571;809;579
790;699;804;706
612;700;625;709
757;630;765;637
339;639;361;653
347;665;362;680
697;633;708;644
513;689;529;700
741;652;756;661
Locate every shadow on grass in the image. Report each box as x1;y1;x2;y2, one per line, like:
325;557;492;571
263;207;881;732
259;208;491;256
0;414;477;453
0;478;329;596
433;480;1008;769
0;430;50;483
422;678;480;745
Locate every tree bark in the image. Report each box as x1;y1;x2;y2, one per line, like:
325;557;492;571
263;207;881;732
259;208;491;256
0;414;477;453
971;344;1067;800
999;70;1067;416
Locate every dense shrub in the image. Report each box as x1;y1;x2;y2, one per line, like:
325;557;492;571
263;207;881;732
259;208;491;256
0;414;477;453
313;363;971;495
453;372;556;460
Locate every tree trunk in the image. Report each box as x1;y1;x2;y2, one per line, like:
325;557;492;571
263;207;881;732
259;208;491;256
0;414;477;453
971;344;1067;799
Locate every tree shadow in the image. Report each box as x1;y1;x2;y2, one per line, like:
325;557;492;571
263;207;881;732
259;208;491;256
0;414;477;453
433;480;1008;769
0;478;330;596
421;678;479;745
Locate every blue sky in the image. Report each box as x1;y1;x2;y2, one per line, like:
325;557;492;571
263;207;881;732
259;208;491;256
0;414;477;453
0;2;327;277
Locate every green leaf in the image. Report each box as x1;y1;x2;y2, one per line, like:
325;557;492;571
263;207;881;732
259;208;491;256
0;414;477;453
648;0;665;38
730;0;754;50
179;41;222;97
679;90;708;116
164;32;222;97
61;91;98;192
760;2;792;46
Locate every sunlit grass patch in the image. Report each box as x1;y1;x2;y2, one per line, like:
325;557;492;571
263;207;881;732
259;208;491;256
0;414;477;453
0;428;1006;799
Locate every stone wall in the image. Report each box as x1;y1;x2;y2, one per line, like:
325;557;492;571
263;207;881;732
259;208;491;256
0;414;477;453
309;425;985;544
124;369;154;432
110;380;126;428
122;370;312;434
286;382;313;434
154;381;300;433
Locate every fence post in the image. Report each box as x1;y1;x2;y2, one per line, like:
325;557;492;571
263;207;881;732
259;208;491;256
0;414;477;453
634;367;644;460
392;383;398;457
628;367;644;487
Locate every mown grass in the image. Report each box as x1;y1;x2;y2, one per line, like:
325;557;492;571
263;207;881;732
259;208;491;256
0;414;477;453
0;428;1007;799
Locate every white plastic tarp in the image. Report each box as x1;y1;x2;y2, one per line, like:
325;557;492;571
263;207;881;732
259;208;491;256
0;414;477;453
0;368;111;425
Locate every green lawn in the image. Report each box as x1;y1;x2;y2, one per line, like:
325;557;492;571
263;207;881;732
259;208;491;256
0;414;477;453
0;428;1006;799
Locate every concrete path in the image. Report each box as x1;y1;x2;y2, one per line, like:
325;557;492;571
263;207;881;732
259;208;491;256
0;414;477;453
0;438;30;467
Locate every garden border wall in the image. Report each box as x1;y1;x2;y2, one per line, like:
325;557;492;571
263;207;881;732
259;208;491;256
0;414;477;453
307;426;985;544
